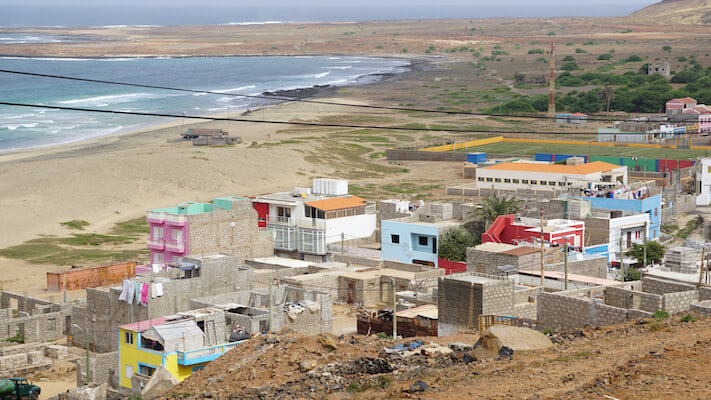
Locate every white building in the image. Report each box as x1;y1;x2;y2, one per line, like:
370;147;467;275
475;161;628;190
696;158;711;206
252;179;376;259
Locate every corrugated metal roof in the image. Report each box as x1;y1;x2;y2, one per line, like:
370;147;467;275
153;320;204;342
304;195;367;211
396;304;438;320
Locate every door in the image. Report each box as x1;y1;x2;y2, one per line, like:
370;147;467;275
432;237;437;254
626;231;632;248
347;282;354;304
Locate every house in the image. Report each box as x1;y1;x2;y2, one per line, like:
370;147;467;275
475;161;628;190
696;158;711;206
174;128;241;146
555;113;587;125
252;179;376;260
481;214;585;248
597;128;656;144
146;196;273;265
700;114;711;135
570;194;662;243
666;97;698;117
118;311;244;390
582;209;651;265
647;62;671;78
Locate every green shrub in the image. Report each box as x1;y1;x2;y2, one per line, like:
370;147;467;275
680;314;697;323
662;45;672;52
653;310;669;320
60;220;90;230
561;62;579;71
543;328;553;336
575;48;587;54
624;54;643;62
528;48;545;54
562;55;575;62
597;54;614;61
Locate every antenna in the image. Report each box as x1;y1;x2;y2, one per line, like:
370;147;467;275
548;41;556;120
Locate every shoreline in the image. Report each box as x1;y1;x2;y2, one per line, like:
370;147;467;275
0;56;431;158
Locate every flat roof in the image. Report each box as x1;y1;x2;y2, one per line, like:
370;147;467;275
501;246;540;256
447;275;501;284
482;161;621;175
475;242;519;253
396;304;438;320
518;270;619;286
339;268;417;280
249;257;313;268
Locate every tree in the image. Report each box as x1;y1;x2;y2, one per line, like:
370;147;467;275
599;85;615;114
438;227;480;262
472;193;523;225
625;241;666;265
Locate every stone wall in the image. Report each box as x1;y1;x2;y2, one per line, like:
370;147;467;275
437;273;514;336
642;276;696;295
537;292;594;332
466;248;541;275
188;198;274;259
662;290;699;314
446;186;561;199
331;254;382;268
76;351;118;388
386;149;467;162
547;256;608;279
0;292;73;343
698;286;711;301
592;303;629;327
604;286;662;313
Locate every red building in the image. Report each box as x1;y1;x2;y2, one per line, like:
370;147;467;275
481;215;584;248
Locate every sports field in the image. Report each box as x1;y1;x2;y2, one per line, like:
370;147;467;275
455;141;710;160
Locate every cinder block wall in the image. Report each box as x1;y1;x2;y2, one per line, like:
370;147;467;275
662;290;699;314
642;276;696;295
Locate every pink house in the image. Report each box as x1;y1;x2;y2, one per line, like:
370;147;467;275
701;114;711;135
481;215;585;248
666;97;697;116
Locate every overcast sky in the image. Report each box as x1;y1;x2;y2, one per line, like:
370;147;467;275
1;0;660;27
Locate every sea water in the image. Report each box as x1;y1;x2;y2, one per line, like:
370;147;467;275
0;56;409;152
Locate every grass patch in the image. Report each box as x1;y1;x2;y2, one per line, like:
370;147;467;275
661;224;679;234
60;220;90;230
653;310;669;320
676;217;702;239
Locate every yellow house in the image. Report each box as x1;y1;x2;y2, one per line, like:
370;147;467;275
118;316;244;389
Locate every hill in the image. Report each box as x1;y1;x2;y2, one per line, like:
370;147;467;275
165;314;711;399
630;0;711;24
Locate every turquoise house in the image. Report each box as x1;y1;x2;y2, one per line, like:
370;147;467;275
381;220;451;267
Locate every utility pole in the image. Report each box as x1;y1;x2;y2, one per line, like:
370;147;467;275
392;278;397;339
564;242;569;290
540;208;545;287
619;237;624;282
699;247;706;286
643;221;648;270
548;41;556;120
341;232;345;255
268;278;273;333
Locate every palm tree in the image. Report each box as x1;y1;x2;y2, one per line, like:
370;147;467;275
599;85;615;115
473;193;523;226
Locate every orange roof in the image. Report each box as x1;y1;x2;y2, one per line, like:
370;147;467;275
482;161;621;175
570;112;588;117
305;196;367;211
668;97;697;104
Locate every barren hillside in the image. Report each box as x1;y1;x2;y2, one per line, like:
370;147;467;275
166;314;711;399
631;0;711;24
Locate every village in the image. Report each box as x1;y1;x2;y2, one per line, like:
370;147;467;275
1;91;710;398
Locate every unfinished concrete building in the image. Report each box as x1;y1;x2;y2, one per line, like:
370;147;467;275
537;275;711;332
0;292;73;344
71;254;254;353
190;285;333;336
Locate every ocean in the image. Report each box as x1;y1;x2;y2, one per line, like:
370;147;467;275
0;56;409;152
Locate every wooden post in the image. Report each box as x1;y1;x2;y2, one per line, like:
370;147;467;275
392;278;397;339
564;242;569;290
699;248;706;286
540;208;545;287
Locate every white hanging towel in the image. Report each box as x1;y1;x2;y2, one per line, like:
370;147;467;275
118;280;130;302
151;283;157;298
127;280;135;304
152;264;161;273
155;282;163;297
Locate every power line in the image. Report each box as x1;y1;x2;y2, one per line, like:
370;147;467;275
0;101;639;135
0;68;690;124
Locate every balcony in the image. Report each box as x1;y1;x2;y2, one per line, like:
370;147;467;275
295;218;326;230
272;226;298;251
147;239;165;250
146;211;166;223
176;341;244;366
266;215;294;226
165;241;186;253
165;214;188;226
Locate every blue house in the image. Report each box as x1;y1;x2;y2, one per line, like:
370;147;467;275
381;220;460;267
573;194;662;241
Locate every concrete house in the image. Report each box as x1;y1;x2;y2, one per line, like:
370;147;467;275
572;194;662;242
666;97;697;117
146;196;273;265
696;158;711;206
118;311;244;391
252;179;376;260
481;214;585;248
583;209;651;265
475;161;628;190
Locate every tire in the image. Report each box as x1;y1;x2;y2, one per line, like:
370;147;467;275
28;392;38;400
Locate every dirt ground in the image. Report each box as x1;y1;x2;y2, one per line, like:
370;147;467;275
167;314;711;399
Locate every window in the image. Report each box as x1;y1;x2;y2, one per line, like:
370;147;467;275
512;179;519;184
171;229;182;242
494;178;501;182
478;177;484;182
530;180;538;185
522;179;529;184
418;236;428;246
125;365;134;379
558;182;565;187
486;177;493;182
277;207;291;218
48;318;56;331
125;332;134;345
391;234;400;244
153;253;163;264
654;208;658;217
139;364;156;377
152;227;163;240
549;181;556;186
504;178;511;183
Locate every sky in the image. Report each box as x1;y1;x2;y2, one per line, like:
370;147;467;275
0;0;660;27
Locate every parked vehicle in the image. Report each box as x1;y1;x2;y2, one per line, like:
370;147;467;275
0;378;41;400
